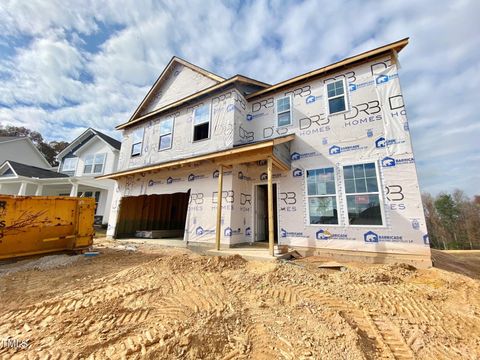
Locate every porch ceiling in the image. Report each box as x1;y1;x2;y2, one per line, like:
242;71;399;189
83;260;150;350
97;134;295;180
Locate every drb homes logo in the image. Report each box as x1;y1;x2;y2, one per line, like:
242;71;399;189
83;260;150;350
245;227;252;236
224;227;232;236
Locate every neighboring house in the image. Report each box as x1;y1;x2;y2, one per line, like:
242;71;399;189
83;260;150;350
0;136;51;168
99;38;431;267
0;128;120;225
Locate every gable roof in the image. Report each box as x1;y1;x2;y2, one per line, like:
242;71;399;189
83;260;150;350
56;128;121;159
0;136;52;168
1;161;69;179
246;37;409;99
93;129;121;150
128;56;227;123
116;38;409;130
116;74;270;130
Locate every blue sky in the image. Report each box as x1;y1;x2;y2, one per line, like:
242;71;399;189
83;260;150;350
0;0;479;195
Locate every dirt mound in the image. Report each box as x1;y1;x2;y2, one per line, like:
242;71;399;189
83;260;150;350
163;254;247;273
340;262;417;285
0;245;478;359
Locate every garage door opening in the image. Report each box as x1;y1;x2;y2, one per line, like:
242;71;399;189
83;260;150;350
115;191;190;239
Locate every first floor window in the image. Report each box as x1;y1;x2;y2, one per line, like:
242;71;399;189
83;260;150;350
131;128;144;156
84;153;106;174
158;117;174;151
343;162;382;225
306;167;338;224
61;157;77;172
193;104;210;142
276;96;292;127
326;79;347;114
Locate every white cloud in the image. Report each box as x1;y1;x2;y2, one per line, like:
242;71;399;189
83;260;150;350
0;0;478;195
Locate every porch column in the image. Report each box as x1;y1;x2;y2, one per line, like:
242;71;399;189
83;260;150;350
70;182;79;197
0;183;3;194
267;157;274;256
18;182;27;196
215;165;224;251
35;184;43;196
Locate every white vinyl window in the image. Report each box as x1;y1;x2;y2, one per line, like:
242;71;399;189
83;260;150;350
326;79;347;115
306;167;338;225
343;162;383;225
158;117;174;151
276;96;292;127
61;157;78;172
84;153;106;174
131;128;144;156
193;104;210;142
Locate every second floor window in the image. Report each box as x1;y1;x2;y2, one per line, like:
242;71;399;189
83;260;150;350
61;157;78;172
159;117;174;151
326;79;347;115
131;128;144;157
193;104;210;142
306;167;338;225
84;153;106;174
276;96;292;127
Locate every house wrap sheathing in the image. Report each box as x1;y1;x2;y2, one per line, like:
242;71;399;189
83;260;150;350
100;38;431;266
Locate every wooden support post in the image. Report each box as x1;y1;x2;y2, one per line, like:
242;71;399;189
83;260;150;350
267;157;274;256
215;165;224;251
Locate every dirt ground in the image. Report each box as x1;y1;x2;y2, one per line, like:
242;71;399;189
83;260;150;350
0;240;479;359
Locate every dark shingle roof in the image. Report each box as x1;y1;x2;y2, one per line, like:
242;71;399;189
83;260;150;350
7;161;69;179
92;129;121;150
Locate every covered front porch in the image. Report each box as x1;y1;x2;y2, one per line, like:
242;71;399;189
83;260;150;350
99;135;295;256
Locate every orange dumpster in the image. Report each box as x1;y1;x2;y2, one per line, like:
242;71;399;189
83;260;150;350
0;195;95;260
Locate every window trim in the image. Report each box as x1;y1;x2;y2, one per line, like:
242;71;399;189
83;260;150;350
325;78;349;116
192;103;211;143
83;153;107;175
276;95;293;127
61;157;78;172
131;128;144;157
158;117;175;151
304;166;341;227
341;160;386;228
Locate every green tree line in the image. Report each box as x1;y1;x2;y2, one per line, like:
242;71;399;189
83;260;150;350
0;125;69;166
422;190;480;250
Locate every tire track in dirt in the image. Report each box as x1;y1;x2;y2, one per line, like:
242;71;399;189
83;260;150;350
370;313;415;360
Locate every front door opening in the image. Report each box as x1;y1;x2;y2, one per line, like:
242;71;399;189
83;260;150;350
115;191;190;239
255;184;278;243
